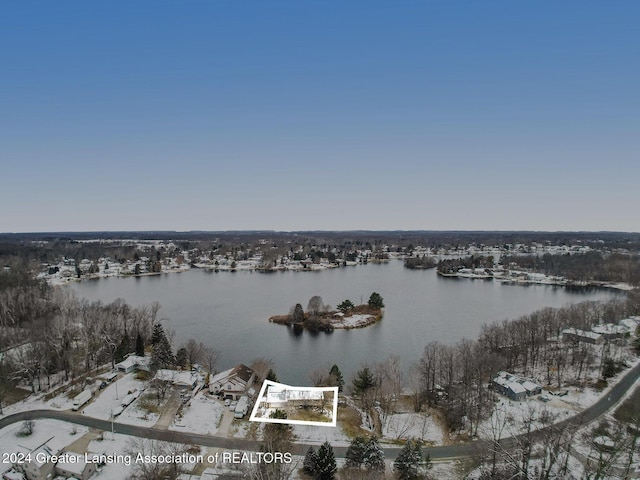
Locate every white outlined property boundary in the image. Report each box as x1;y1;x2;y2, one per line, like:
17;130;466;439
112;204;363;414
249;380;339;427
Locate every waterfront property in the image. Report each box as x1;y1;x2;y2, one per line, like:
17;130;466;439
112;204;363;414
561;328;604;345
115;354;151;374
492;371;542;401
209;364;255;400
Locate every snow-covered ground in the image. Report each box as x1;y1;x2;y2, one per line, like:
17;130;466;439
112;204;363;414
86;433;136;479
170;392;224;435
0;419;88;456
83;373;148;421
479;354;640;440
291;424;351;446
331;314;376;329
116;394;160;427
382;412;443;444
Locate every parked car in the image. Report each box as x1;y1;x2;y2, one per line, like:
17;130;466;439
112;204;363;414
229;400;237;411
224;398;231;407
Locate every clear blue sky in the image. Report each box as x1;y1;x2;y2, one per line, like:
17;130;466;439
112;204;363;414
1;1;638;232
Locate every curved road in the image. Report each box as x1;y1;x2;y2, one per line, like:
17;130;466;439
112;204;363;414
1;362;638;459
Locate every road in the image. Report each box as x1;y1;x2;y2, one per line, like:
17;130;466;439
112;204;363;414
1;362;638;460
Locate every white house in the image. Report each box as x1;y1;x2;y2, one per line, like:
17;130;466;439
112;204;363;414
16;445;56;480
209;364;255;400
154;369;201;391
54;452;96;480
115;354;151;373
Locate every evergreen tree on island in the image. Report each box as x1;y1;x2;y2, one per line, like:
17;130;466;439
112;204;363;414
368;292;385;310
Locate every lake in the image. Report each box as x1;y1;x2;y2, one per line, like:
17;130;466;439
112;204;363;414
69;261;619;385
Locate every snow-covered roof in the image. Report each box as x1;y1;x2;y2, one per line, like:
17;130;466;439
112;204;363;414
561;328;602;340
115;354;150;370
155;369;200;386
266;385;324;403
520;381;540;392
210;364;253;385
619;318;640;330
55;452;88;476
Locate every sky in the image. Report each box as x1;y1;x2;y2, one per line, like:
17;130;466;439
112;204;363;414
1;1;638;233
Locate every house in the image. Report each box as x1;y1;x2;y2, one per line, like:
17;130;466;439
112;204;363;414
264;385;325;408
619;317;640;332
492;371;541;401
16;445;57;480
561;328;603;345
592;323;628;340
54;452;96;480
209;364;255;400
115;354;151;373
154;369;201;391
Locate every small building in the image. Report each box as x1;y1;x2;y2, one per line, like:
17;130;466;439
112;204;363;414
115;354;151;373
561;328;603;345
592;323;628;340
16;445;57;480
209;364;255;400
264;385;325;408
492;371;541;401
54;452;96;480
619;317;640;332
154;369;201;391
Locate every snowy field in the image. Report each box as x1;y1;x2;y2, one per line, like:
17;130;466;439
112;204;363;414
291;424;351;446
170;392;224;435
382;412;443;444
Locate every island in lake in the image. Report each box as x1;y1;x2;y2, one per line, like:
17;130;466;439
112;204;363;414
269;292;385;332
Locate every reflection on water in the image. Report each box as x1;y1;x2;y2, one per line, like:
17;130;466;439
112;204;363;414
70;261;620;384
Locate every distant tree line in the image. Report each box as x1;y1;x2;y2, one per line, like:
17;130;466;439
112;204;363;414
404;256;437;270
436;255;495;274
502;252;640;285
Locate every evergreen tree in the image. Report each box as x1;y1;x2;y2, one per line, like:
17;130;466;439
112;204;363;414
150;323;174;369
353;367;377;395
368;292;385;309
345;435;367;468
176;347;188;368
337;299;354;313
292;303;305;323
329;364;344;392
114;332;130;363
151;323;165;346
303;447;317;476
135;332;145;356
364;436;385;472
314;441;337;480
393;440;423;480
266;369;279;382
